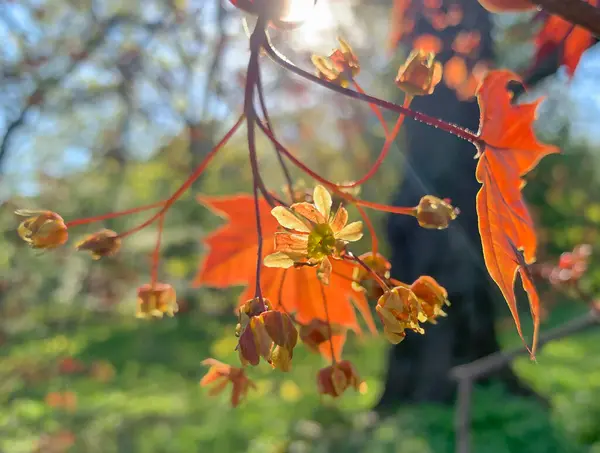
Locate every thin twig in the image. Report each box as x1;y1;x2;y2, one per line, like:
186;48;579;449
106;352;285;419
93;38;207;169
450;307;599;381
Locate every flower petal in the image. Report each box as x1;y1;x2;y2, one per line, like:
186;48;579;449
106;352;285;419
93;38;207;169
313;185;332;219
335;221;363;242
271;206;311;232
264;252;295;268
291;202;327;224
317;257;332;285
330;206;348;233
274;232;308;254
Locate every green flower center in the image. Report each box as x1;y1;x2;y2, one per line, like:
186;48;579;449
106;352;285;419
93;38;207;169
307;223;336;261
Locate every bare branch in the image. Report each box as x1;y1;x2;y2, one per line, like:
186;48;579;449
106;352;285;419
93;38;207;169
0;14;167;172
450;306;600;381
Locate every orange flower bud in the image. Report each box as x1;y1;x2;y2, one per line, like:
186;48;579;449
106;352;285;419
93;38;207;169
75;229;121;259
237;303;298;372
352;252;391;299
15;209;68;249
395;49;442;97
411;276;450;323
317;360;362;397
135;283;178;319
201;358;256;407
414;195;459;229
311;38;360;88
299;319;345;354
376;286;424;344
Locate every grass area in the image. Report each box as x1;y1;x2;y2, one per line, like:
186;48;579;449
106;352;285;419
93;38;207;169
1;301;599;453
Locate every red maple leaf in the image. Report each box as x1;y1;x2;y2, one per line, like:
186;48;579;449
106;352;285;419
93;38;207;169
475;70;559;356
534;0;597;76
193;194;376;360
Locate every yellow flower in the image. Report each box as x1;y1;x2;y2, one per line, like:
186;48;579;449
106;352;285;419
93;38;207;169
411;276;450;323
237;298;298;372
395;49;443;97
376;286;424;344
136;283;178;319
15;209;68;249
311;37;360;88
414;195;459;229
264;185;363;284
75;229;121;259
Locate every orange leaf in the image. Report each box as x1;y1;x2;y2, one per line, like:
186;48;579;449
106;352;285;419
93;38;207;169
475;70;559;357
193;194;376;360
534;1;597;76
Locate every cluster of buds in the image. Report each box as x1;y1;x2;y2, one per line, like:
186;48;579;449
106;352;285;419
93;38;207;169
413;195;459;230
538;244;592;286
264;185;363;285
236;297;298;372
377;276;450;344
311;38;360;88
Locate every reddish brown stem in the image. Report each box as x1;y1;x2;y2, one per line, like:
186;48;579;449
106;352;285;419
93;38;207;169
65;200;166;228
256;120;415;217
345;252;390;292
319;281;337;363
353;81;390;135
117;114;245;239
150;213;165;286
355;204;379;256
264;42;484;148
338;97;410;189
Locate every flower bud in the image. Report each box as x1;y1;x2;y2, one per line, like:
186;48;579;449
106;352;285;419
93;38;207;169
317;360;361;397
376;286;423;344
75;229;121;259
136;283;178;319
410;276;450;323
395;49;442;97
414;195;459;229
16;209;68;249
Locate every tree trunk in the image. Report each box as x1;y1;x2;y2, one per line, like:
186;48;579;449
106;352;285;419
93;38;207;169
377;0;538;410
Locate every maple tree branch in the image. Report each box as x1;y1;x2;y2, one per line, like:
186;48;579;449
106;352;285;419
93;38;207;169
450;306;599;381
451;306;600;453
263;41;484;147
532;0;600;37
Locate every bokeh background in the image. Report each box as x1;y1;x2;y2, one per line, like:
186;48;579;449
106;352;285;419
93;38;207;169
1;0;600;452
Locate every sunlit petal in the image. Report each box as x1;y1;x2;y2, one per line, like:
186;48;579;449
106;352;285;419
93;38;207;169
291;202;327;224
313;185;332;219
271;206;311;232
330;206;348;233
335;221;363;242
264;252;296;268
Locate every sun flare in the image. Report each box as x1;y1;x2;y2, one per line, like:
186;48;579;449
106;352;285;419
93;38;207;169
281;0;338;45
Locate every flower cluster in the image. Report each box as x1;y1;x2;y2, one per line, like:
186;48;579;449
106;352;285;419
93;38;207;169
377;276;450;344
237;298;298;372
